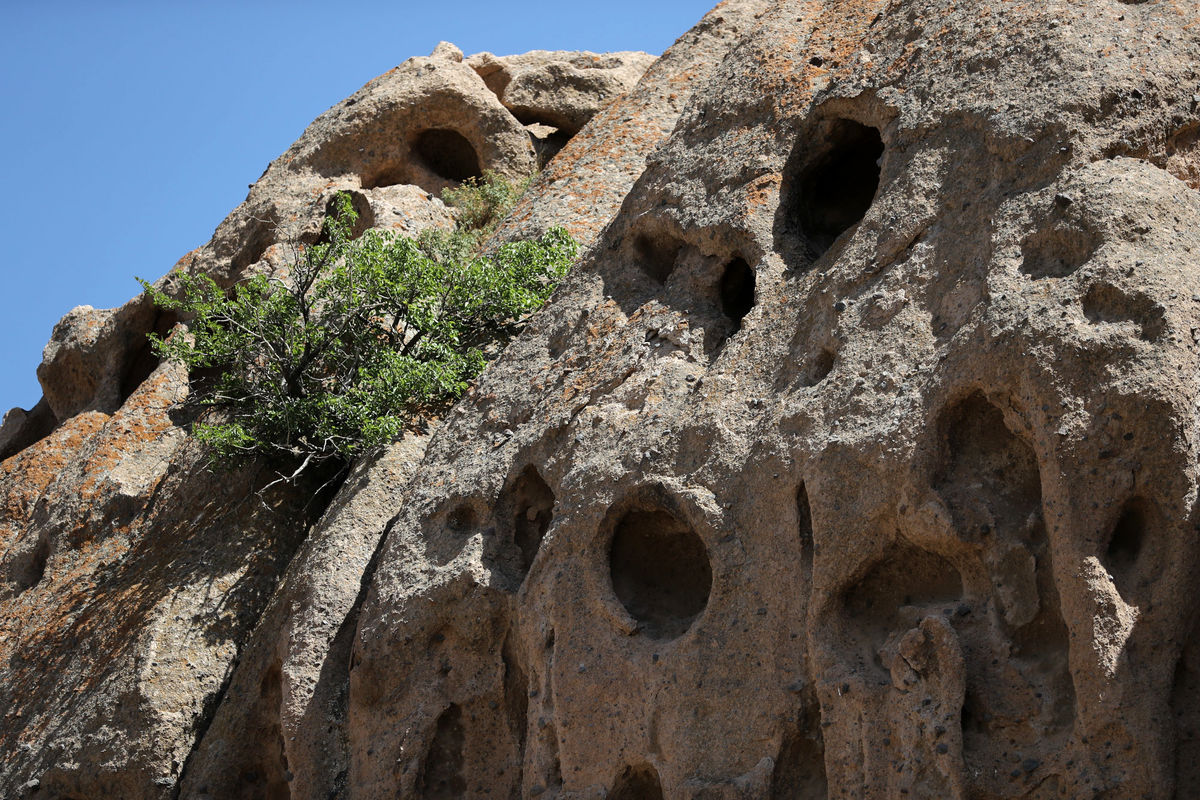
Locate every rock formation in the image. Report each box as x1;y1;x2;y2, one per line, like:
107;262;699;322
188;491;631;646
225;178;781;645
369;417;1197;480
5;0;1200;798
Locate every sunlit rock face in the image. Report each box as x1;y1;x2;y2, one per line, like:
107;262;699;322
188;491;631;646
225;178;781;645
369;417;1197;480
7;0;1200;798
0;31;659;800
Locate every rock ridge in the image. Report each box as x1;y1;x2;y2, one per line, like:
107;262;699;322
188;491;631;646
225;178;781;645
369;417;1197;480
5;1;1200;798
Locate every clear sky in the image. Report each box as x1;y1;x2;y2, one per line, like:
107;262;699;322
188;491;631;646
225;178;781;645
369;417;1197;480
0;0;715;416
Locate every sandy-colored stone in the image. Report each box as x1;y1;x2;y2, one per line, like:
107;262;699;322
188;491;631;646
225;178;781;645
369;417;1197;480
468;49;657;137
8;1;1200;798
350;2;1200;799
0;31;658;800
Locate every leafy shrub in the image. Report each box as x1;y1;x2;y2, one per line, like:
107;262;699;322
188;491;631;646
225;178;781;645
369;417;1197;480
441;169;534;237
141;182;575;478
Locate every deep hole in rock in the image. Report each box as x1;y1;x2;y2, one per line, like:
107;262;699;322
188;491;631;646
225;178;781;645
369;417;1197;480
793;120;883;255
803;349;836;387
0;398;57;463
797;484;815;585
1008;570;1076;737
419;704;467;799
609;505;712;639
719;257;756;332
770;698;827;800
513;109;580;139
230;215;277;273
1019;224;1098;279
1105;498;1150;596
844;545;963;644
609;763;664;800
361;162;407;190
634;232;683;284
413;129;483;184
527;124;573;168
447;504;477;533
501;631;529;781
935;392;1042;538
508;465;555;574
515;110;576;168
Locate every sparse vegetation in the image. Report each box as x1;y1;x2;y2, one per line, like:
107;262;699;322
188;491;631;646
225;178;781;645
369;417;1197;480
140;173;574;481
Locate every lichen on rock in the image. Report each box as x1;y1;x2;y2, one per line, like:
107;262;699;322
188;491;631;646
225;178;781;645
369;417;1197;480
6;1;1200;798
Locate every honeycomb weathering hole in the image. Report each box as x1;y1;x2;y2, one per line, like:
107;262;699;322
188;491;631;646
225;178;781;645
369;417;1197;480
508;465;555;574
719;257;755;331
792;119;883;254
609;505;712;639
413;128;483;184
1082;283;1165;341
610;763;664;800
634;231;683;284
1105;498;1152;599
419;704;466;798
1020;224;1098;279
322;191;374;240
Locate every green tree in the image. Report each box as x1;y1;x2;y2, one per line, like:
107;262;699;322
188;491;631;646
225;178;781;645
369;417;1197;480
140;181;575;480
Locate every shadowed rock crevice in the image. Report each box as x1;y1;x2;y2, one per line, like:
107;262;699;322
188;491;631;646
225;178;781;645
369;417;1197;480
783;119;884;258
719;257;756;334
418;704;467;799
610;762;665;800
413;129;483;185
220;663;293;800
608;499;713;640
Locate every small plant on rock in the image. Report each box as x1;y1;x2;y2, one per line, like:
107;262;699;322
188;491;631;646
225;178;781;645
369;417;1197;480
140;180;575;482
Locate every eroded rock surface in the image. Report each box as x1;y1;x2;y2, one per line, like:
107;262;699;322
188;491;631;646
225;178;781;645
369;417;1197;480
350;2;1200;799
6;1;1200;799
0;32;657;800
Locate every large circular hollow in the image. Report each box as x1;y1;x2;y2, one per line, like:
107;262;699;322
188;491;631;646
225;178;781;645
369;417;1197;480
412;128;483;184
609;508;712;639
794;119;883;254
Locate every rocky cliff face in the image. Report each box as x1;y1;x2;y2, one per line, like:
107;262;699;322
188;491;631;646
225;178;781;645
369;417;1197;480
4;1;1200;798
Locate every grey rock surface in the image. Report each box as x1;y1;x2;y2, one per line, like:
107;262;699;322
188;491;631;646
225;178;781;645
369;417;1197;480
5;1;1200;798
351;1;1200;798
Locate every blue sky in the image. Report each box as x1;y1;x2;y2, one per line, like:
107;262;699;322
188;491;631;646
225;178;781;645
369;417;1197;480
0;1;714;415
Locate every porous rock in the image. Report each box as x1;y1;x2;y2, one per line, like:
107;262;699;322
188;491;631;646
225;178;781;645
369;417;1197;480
468;49;658;136
6;1;1200;799
0;32;657;800
350;2;1200;799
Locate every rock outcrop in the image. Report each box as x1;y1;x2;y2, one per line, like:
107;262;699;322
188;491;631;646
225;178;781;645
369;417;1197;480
0;31;659;800
6;0;1200;798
